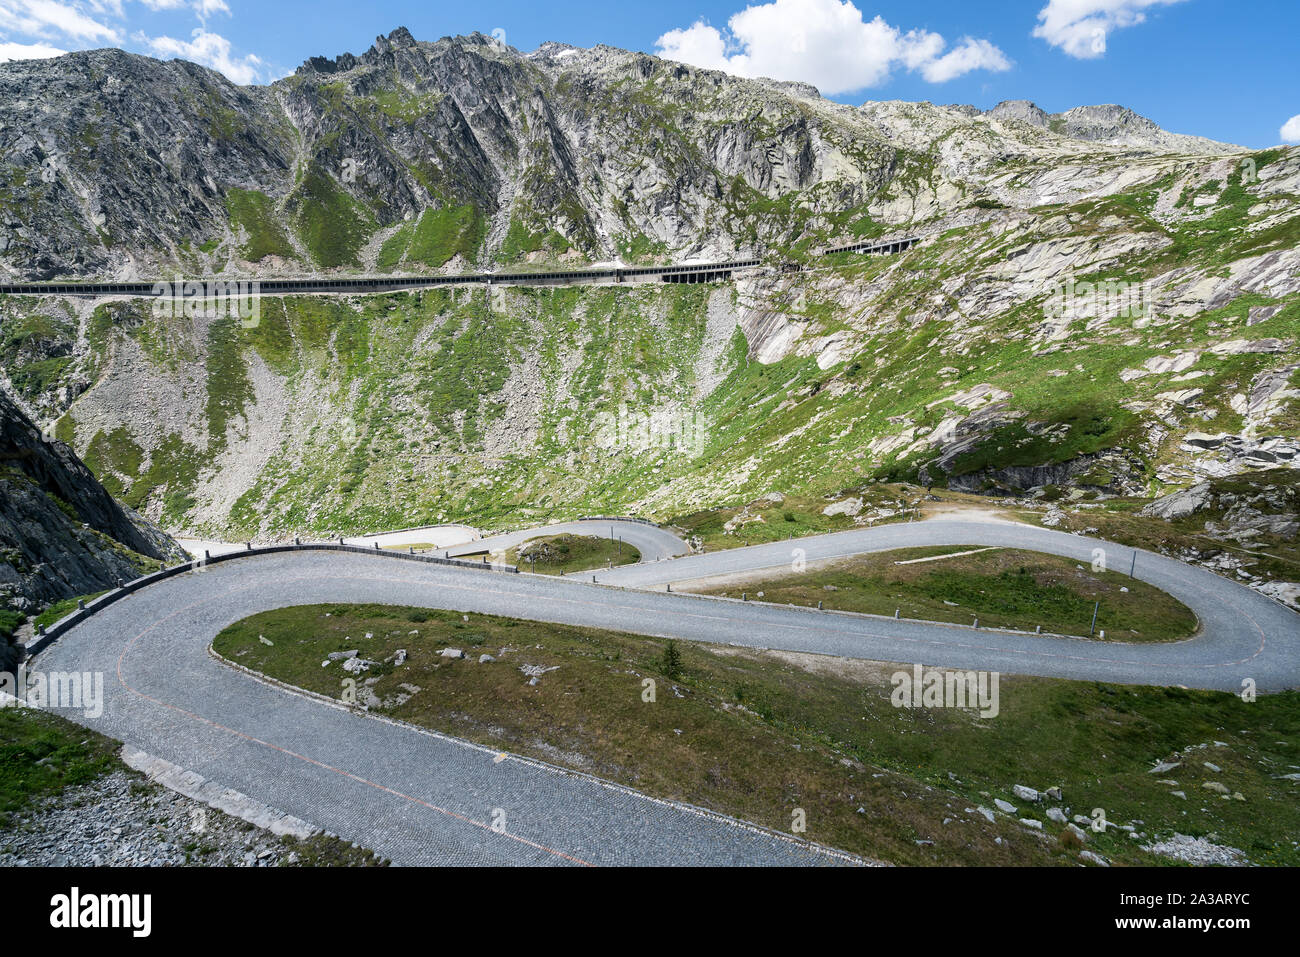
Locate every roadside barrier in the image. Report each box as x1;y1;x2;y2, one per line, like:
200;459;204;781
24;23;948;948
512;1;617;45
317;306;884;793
25;541;517;658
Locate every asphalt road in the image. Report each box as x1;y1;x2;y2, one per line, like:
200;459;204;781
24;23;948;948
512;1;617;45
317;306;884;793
443;519;690;563
31;517;1299;866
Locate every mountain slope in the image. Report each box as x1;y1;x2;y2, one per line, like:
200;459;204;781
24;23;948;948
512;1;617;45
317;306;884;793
0;28;1295;565
0;390;181;613
0;28;1243;281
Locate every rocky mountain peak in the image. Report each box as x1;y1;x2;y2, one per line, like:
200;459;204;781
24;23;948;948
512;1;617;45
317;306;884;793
987;99;1051;128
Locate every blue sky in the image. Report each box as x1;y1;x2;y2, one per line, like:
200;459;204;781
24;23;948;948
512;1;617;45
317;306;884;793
0;0;1296;148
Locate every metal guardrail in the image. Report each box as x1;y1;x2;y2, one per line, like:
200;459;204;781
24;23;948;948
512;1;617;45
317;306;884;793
576;515;663;528
24;541;517;659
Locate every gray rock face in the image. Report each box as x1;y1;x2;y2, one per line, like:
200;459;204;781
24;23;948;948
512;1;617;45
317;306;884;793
1142;482;1214;520
0;390;182;614
1141;474;1298;542
0;47;292;279
983;100;1238;153
1054;104;1234;152
0;29;1241;281
987;100;1051;129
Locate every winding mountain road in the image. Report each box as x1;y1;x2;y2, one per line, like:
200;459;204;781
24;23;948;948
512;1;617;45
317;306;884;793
30;517;1299;866
443;519;690;562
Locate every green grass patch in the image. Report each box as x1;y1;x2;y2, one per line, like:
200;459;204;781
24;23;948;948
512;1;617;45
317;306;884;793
33;591;109;629
694;546;1198;641
226;188;294;262
0;707;119;822
213;602;1300;866
291;170;375;268
508;533;640;574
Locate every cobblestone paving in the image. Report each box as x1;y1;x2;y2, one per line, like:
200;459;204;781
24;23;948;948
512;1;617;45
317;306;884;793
29;520;1299;865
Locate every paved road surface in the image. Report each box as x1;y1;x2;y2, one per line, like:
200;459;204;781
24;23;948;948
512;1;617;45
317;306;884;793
32;518;1299;865
444;519;690;563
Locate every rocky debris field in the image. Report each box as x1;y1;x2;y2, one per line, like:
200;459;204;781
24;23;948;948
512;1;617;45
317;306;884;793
0;768;386;867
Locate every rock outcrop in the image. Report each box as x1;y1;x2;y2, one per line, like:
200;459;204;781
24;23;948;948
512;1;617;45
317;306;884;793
0;390;182;613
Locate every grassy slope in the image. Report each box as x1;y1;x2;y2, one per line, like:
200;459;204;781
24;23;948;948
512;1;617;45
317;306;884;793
8;148;1298;544
226;189;294;262
0;707;119;821
691;545;1199;641
214;602;1300;866
504;533;640;574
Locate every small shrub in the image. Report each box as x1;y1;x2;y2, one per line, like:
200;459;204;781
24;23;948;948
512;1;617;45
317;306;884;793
661;640;683;680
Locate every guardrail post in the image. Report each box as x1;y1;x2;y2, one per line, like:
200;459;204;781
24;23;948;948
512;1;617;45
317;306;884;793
36;624;45;636
246;542;252;550
374;542;380;550
294;537;300;546
818;600;823;610
77;599;85;610
894;608;900;619
204;550;210;560
742;592;747;601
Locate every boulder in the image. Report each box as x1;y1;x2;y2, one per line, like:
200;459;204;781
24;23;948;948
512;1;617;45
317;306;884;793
822;497;863;517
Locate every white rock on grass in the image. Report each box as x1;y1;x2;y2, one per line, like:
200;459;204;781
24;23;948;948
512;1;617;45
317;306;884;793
822;497;863;517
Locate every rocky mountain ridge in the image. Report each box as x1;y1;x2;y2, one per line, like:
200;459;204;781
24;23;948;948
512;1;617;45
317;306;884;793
0;27;1295;593
0;28;1244;282
0;389;181;614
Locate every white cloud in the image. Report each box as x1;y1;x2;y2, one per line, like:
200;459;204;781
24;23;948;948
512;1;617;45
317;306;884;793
0;0;251;74
654;0;1010;95
1281;114;1300;144
143;27;260;83
1033;0;1188;59
920;37;1012;83
0;0;121;43
138;0;228;19
0;38;66;59
194;0;228;19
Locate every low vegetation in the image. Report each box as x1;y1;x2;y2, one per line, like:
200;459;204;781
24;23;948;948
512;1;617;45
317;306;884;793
0;707;121;821
506;533;640;574
692;546;1199;641
213;603;1300;866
